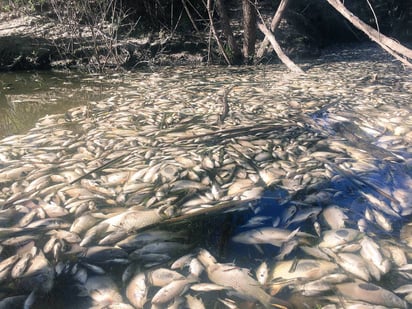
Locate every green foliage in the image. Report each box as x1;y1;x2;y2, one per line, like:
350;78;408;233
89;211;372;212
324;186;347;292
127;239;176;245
1;0;46;12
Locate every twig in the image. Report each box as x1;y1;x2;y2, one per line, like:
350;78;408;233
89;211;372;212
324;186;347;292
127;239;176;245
365;0;380;38
181;0;201;33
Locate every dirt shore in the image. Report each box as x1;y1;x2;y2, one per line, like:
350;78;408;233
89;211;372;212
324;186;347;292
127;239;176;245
0;9;324;71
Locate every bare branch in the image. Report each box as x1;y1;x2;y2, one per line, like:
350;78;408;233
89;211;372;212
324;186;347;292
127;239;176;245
325;0;412;68
257;22;304;73
256;0;290;59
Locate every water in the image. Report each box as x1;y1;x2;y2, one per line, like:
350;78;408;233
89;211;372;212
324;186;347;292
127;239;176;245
0;71;126;137
0;45;411;308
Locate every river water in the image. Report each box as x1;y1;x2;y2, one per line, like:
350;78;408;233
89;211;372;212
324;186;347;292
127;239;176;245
0;46;411;308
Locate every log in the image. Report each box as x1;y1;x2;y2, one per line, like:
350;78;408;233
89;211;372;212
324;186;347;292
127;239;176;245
257;22;304;73
325;0;412;68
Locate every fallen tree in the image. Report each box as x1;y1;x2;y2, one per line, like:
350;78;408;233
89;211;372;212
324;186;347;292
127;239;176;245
325;0;412;68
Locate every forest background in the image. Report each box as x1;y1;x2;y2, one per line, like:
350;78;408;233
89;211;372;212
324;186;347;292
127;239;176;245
0;0;411;71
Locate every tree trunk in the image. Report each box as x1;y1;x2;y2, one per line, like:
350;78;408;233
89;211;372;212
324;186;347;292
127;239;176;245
257;22;304;73
325;0;412;68
206;0;231;64
215;0;242;64
256;0;290;59
242;0;257;64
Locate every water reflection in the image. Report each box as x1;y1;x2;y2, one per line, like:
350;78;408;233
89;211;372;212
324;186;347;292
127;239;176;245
0;71;118;137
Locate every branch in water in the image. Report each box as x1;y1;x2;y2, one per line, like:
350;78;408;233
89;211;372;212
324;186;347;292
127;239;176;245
257;22;304;74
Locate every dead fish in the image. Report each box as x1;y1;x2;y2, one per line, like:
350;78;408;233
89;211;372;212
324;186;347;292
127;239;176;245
270;259;339;288
360;191;400;218
334;252;371;281
319;228;362;248
129;242;191;259
255;261;269;285
171;254;193;270
360;236;390;274
147;268;185;286
321;204;348;229
126;272;147;309
85;275;123;306
336;280;408;309
81;246;128;263
198;249;291;308
232;227;300;247
117;230;183;251
19;250;54;293
188;258;204;278
285;206;322;227
11;252;33;279
151;278;194;304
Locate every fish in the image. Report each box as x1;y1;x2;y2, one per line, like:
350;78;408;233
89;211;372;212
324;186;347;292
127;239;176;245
147;268;185;286
321;204;348;229
198;249;291;308
151;278;194;304
319;228;362;248
336;280;408;309
232;227;300;247
85;275;123;306
126;272;147;309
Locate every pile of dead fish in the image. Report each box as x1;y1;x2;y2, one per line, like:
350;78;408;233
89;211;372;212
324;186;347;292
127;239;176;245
0;57;411;307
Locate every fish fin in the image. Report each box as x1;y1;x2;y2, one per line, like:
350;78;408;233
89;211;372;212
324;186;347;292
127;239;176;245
286;227;300;241
254;244;264;254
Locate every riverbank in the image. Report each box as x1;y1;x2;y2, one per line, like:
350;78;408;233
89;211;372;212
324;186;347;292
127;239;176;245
0;7;323;71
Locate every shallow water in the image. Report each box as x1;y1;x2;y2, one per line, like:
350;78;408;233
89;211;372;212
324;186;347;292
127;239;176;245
0;71;127;137
0;46;411;308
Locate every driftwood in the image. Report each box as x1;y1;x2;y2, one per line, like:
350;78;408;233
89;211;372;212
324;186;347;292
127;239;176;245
325;0;412;68
256;0;290;59
258;22;304;74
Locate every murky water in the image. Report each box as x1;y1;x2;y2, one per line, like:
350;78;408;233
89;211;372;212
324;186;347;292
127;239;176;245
0;46;411;308
0;71;130;137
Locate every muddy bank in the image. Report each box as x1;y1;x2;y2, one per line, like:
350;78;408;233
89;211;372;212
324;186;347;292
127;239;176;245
0;9;322;71
0;11;215;71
